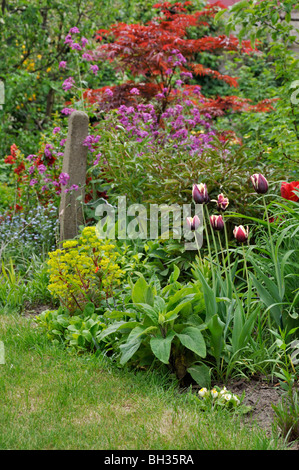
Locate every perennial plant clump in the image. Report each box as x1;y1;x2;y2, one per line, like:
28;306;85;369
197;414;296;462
47;226;124;313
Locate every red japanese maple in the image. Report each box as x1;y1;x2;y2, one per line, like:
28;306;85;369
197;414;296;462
87;1;273;118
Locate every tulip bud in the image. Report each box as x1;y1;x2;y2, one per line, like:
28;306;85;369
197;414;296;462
192;183;209;204
216;193;229;212
233;225;249;243
250;173;268;194
210;214;224;231
186;215;200;231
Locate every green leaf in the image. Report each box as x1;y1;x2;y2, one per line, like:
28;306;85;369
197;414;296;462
132;277;154;306
134;303;159;324
150;330;176;364
176;327;206;358
193;269;217;322
207;314;225;366
231;300;244;354
97;321;126;341
169;265;180;283
119;339;142;365
187;364;211;388
249;272;282;326
83;302;95;316
214;9;227;23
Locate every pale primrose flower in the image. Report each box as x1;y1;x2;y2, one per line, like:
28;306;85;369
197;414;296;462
211;389;218;399
198;388;208;398
223;393;232;401
232;395;240;405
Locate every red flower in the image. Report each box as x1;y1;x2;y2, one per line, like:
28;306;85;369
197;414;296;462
13;162;25;175
10;144;18;158
4;155;16;164
281;181;299;202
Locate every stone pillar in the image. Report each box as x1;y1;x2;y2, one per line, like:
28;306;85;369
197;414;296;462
59;110;89;242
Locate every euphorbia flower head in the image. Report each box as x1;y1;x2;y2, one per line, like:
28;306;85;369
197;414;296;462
250;173;268;194
233;225;249;243
216;193;229;212
186;215;200;231
210;214;224;231
192;183;209;204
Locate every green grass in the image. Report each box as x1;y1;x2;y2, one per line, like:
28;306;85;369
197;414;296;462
0;313;287;450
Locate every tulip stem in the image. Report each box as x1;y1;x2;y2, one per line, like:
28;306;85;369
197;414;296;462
242;243;250;315
203;205;215;287
223;217;233;296
195;231;204;269
217;231;228;291
262;195;282;298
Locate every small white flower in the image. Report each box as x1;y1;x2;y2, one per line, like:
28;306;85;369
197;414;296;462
219;386;227;395
198;387;208;397
211;388;218;399
223;393;232;401
232;395;240;405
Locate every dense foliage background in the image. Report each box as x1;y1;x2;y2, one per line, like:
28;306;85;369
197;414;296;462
0;0;298;445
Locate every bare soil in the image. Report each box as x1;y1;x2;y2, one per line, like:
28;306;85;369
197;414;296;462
220;377;299;450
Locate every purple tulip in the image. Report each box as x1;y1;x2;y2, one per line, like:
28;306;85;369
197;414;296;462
186;215;200;231
216;193;229;212
233;225;249;243
210;215;224;231
192;183;209;204
250;173;268;194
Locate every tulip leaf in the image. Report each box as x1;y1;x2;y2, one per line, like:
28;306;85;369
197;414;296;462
207;314;225;366
193;268;217;322
249;272;282;326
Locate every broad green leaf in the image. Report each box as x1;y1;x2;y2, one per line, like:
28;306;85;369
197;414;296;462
134;303;159;324
97;321;126;341
169;265;180;283
83;302;95;316
187;364;211;388
150;330;176;364
132;277;154;306
176;327;206;358
119;339;142;365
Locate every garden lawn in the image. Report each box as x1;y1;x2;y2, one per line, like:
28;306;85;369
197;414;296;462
0;313;286;451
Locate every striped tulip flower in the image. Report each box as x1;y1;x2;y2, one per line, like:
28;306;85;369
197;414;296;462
216;193;229;212
186;215;200;231
192;183;209;204
250;173;268;194
210;214;224;231
233;225;249;243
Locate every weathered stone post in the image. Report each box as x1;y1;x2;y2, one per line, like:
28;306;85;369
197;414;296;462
59;110;89;242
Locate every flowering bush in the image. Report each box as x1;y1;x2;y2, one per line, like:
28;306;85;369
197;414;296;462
47;226;124;313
